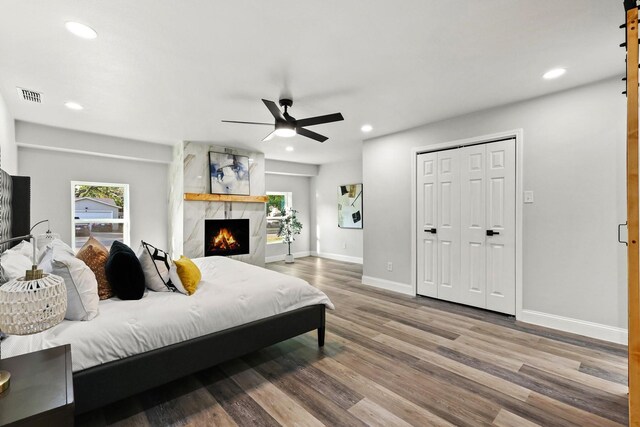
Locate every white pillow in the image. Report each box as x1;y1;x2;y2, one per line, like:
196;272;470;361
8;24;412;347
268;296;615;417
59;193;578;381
10;240;37;260
44;244;99;321
137;241;173;292
38;238;73;265
0;251;32;283
169;263;190;295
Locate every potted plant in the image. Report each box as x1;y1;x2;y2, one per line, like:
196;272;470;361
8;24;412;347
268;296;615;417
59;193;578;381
278;208;302;263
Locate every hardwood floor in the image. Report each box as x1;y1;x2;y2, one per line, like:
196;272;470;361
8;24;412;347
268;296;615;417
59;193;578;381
76;257;628;426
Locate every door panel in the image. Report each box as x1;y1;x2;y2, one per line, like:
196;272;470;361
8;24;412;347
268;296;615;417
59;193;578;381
460;145;486;308
485;139;516;314
436;150;461;303
417;152;438;297
488;177;505;228
487;243;505;296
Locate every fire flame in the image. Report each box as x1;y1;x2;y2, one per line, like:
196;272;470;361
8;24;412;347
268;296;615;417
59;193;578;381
209;228;240;252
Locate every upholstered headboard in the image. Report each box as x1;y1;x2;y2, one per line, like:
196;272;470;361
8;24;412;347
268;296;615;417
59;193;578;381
0;168;31;252
0;168;12;252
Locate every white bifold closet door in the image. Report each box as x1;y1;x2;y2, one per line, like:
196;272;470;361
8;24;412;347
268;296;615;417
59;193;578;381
417;139;515;315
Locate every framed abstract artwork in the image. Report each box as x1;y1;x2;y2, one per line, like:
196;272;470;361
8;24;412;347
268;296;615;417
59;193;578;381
209;152;250;195
338;183;363;229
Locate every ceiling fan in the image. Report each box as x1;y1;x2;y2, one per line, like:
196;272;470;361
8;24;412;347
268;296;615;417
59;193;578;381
222;99;344;143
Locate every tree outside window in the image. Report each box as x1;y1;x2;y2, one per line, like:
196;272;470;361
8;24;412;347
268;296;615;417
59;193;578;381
266;192;292;244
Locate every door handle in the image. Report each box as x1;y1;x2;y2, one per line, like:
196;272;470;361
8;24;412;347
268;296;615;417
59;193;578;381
619;222;628;246
425;228;437;234
486;230;500;236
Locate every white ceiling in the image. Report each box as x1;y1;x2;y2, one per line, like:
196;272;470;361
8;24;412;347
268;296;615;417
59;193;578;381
0;0;623;164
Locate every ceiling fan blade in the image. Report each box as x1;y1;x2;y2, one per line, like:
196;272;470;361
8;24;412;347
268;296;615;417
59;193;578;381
295;112;344;128
297;127;328;143
263;130;277;141
262;99;285;121
221;120;273;126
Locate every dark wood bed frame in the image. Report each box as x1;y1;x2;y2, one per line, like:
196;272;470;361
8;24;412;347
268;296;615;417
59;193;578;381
73;304;325;414
0;169;326;414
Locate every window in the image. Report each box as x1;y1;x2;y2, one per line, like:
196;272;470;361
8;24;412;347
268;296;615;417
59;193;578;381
71;181;130;251
266;192;292;244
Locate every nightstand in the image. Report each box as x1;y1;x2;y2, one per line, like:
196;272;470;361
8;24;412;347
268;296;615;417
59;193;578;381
0;345;74;427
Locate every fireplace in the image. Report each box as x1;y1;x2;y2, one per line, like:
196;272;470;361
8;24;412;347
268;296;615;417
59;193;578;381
204;219;250;257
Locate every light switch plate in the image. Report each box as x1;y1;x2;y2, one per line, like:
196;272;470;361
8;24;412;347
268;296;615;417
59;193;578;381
524;191;534;204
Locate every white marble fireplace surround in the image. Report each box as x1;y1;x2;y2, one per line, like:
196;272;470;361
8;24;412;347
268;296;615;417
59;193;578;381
168;141;266;267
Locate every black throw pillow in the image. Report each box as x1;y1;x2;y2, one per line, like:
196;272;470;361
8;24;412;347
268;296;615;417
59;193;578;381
105;241;146;300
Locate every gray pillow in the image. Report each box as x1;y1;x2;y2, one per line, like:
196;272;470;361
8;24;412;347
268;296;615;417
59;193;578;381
41;244;99;321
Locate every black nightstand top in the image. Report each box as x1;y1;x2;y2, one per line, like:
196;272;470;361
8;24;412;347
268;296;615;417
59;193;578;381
0;344;74;426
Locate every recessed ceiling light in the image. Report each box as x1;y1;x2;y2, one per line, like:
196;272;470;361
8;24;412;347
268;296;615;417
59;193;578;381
361;124;373;133
65;21;97;39
543;68;566;80
64;101;84;110
285;146;294;152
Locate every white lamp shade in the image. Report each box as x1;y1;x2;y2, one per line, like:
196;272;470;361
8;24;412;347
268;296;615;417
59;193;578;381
0;274;67;335
37;232;61;251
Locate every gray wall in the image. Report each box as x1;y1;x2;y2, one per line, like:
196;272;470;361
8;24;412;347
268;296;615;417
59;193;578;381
265;159;319;177
363;77;626;328
16;122;171;250
0;92;16;174
265;174;312;260
311;159;363;262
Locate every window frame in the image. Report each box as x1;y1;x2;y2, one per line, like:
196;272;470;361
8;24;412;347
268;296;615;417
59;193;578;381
70;180;130;251
266;191;292;245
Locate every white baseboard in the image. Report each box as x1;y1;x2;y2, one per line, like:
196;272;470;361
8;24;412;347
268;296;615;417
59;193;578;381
310;251;363;264
518;309;628;345
265;251;311;263
361;275;414;296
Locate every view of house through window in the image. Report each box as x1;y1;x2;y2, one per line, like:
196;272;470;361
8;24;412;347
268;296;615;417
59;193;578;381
266;192;292;244
72;182;130;251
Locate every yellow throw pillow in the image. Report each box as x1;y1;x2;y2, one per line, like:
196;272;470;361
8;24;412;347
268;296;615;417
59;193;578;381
169;256;201;295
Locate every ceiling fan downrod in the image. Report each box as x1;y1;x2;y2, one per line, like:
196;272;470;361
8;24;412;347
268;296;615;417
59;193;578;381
279;98;293;116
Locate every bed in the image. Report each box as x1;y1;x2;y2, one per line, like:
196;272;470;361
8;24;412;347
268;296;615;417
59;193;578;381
0;168;333;414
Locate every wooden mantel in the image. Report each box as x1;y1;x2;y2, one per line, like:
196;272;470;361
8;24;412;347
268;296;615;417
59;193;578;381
183;193;268;203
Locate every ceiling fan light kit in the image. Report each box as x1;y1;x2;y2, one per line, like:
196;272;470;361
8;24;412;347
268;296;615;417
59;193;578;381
274;121;296;138
222;98;344;143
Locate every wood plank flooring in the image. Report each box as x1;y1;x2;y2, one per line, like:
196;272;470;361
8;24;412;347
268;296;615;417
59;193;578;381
76;257;628;426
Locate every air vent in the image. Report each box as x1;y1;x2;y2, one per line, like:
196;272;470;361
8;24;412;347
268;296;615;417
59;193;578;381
16;87;42;103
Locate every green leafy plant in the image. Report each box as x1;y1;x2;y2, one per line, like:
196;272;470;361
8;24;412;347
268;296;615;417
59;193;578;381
75;185;124;208
277;208;302;256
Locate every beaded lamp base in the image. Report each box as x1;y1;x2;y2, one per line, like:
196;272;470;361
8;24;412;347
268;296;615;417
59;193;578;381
0;274;66;335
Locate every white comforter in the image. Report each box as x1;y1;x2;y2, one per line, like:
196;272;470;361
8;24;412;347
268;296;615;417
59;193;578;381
2;256;334;372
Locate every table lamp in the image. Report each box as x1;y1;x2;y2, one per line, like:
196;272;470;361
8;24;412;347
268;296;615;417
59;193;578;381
0;234;67;394
30;219;61;251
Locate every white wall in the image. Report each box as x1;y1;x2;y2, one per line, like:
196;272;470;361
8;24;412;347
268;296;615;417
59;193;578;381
311;159;363;263
0;92;17;174
16;122;171;250
363;77;626;332
265;173;312;261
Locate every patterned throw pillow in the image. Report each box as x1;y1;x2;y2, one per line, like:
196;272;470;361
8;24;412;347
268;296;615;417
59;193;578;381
138;241;176;292
76;236;114;300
